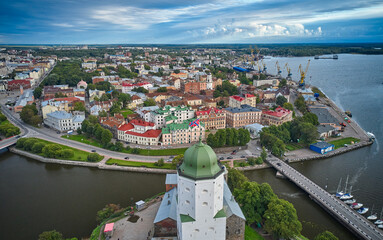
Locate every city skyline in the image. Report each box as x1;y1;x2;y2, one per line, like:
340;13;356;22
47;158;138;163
1;0;383;44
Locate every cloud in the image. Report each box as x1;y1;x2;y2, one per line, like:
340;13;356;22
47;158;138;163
51;23;74;28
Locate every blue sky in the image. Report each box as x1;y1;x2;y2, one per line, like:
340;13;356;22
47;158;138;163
1;0;383;44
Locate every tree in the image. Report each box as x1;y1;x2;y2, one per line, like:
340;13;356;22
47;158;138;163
247;157;255;166
144;98;156;107
74;101;86;112
115;141;123;152
156;87;167;92
42;144;63;158
155;158;164;167
206;133;217;148
283;102;294;111
131;148;140;154
255;157;263;164
132;87;148;93
87;152;102;162
101;129;113;146
144;64;150;70
23;138;39;151
299;122;318;145
276;96;287;106
96;204;121;223
173;69;180;74
278;79;287;87
172;154;184;167
30;115;43;126
238;128;250;146
294;95;307;114
32;142;46;153
55;92;67;98
88;115;98;124
33;87;42;99
100;94;109;101
38;230;64;240
118;93;131;108
234;181;262;224
302;112;319;125
314;231;339;240
260;147;267;162
227;168;248;192
16;138;28;148
264;198;302;239
59;149;74;159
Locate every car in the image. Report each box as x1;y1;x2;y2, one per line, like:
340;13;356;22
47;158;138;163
227;156;233;159
277;163;281;166
124;157;129;160
15;135;20;138
257;147;261;151
241;155;246;158
57;131;61;134
166;159;173;162
231;152;237;155
91;150;96;152
219;157;224;160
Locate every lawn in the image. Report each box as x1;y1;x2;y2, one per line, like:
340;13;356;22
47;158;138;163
0;119;10;125
245;225;264;240
63;134;187;156
27;138;100;162
106;158;176;169
329;137;360;149
285;142;305;151
120;109;135;118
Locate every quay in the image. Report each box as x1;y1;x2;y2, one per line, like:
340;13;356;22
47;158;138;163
267;157;383;240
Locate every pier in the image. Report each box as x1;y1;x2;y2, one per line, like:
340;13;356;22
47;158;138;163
267;157;383;240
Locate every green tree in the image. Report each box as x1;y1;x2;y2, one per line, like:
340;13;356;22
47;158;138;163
32;142;46;153
144;64;151;70
132;87;148;93
156;87;167;92
115;141;124;151
101;129;113;146
255;157;263;164
38;230;64;240
227;168;248;192
299;122;318;145
33;87;42;99
155;158;164;167
23;138;39;151
247;157;256;166
59;149;74;159
283;102;294;111
276;95;287;106
314;231;339;240
110;103;122;115
87;152;102;162
73;101;86;111
206;134;217;148
234;181;262;224
100;94;109;101
278;79;287;87
30;115;43;126
96;204;121;223
261;147;267;162
238;128;250;146
144;98;156;107
42;144;63;158
264;198;302;239
88;115;98;124
131;148;140;154
20;105;38;124
16;138;28;149
118;93;131;108
172;154;184;167
302;112;319;125
294;95;307;114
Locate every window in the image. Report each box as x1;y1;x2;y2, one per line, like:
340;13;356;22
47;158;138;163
186;200;190;204
202;202;208;206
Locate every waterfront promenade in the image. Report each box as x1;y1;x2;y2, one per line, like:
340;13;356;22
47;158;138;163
267;157;383;240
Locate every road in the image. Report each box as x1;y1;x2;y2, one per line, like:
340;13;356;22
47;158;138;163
267;157;383;240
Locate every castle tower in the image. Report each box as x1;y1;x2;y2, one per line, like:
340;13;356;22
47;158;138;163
177;140;226;239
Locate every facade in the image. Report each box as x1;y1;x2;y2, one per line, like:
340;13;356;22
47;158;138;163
196;107;226;130
117;119;161;145
229;94;257;108
8;79;31;90
14;89;34;112
100;114;125;138
261;107;293;126
153;142;246;240
310;142;335;154
161;119;205;145
150;105;195;128
44;111;85;132
181;81;207;94
225;105;262;128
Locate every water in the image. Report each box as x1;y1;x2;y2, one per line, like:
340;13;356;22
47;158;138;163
0;152;165;239
0;54;382;240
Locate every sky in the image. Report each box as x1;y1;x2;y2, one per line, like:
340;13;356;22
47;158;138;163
1;0;383;44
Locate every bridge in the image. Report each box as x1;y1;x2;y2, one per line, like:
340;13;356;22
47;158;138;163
0;104;28;151
267;157;383;240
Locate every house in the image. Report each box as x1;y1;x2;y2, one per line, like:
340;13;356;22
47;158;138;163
44;111;85;132
8;79;31;90
253;78;279;87
308;106;342;131
262;107;293;126
225;104;262;128
89;89;105;102
153;142;245;239
117;119;161;145
14;88;34;112
77;79;88;89
90;100;114;116
196;107;226;130
149;105;195;128
161;119;205;145
127;95;143;109
136;106;159;122
229;94;257;108
303;95;316;105
100;113;126;138
310;142;335;154
317;125;337;140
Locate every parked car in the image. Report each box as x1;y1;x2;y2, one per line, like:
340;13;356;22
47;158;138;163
231;152;237;155
124;157;129;160
91;150;96;152
166;159;173;162
227;156;233;159
241;155;246;158
219;157;224;160
277;163;281;166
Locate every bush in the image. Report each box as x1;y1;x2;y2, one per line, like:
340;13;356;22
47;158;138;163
38;230;63;240
32;142;46;154
131;148;140;154
23;138;39;151
247;157;255;166
87;152;102;162
125;146;131;151
59;149;74;159
96;204;121;223
16;138;28;149
255;157;263;165
42;144;63;158
154;158;164;167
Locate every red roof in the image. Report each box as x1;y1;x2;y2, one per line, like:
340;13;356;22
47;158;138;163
263;107;291;117
196;107;222;116
122;82;134;87
118;123;134;131
130;119;154;127
104;223;114;232
230;95;245;102
54;97;83;102
124;129;161;138
244;94;255;98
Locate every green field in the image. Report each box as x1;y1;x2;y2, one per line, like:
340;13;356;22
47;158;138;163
63;134;187;156
245;225;264;240
24;138;100;162
285;142;305;151
329;137;360;149
120;109;135;118
106;158;175;169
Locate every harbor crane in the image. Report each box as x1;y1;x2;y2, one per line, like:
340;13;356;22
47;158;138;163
284;63;292;80
298;60;310;87
275;61;282;78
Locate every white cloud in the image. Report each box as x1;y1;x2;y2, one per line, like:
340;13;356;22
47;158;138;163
51;23;74;28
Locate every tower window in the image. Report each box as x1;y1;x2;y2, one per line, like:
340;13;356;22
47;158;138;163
185;187;190;192
202;202;208;206
202;189;208;193
186;200;190;204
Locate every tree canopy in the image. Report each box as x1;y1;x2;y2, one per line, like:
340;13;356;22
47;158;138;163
314;231;339;240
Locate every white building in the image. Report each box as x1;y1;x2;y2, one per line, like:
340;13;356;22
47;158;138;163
153;142;246;239
117;119;161;145
149;105;195;128
44;111;85;132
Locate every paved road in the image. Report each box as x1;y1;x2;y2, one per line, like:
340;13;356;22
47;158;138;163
267;157;383;240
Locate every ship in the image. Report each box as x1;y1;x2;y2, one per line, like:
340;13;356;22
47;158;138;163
314;54;338;60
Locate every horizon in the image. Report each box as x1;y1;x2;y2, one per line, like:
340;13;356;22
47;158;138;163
1;0;383;44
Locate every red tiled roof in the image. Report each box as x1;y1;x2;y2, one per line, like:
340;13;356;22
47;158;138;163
196;107;223;116
130;119;154;127
54;97;83;102
124;129;161;138
230;95;245;102
244;94;255;98
263;107;291;117
118;123;134;131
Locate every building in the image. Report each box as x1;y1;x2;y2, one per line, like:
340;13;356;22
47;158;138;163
81;62;97;69
77;79;88;89
89;100;114;116
89;89;105;102
196;107;226;130
100;113;126;138
244;123;266;138
161;119;205;145
310;142;335;154
308;106;342;131
153;142;246;239
253;78;279;87
181;81;207;94
225;104;262;128
14;88;34;112
44;111;85;132
150;105;195;128
136;106;160;122
8;79;31;90
117;119;161;145
229;94;257;108
261;107;293;126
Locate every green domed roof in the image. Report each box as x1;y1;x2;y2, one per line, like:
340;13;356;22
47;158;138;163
178;140;223;179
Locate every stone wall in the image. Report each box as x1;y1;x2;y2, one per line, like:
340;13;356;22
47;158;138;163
226;215;245;240
153;218;177;237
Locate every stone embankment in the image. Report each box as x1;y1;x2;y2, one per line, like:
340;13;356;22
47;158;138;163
286;140;373;163
10;147;176;174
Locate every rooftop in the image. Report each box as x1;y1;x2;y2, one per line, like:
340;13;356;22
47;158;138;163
225;104;261;113
263;107;291;117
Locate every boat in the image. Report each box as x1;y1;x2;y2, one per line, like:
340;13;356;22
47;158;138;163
367;132;376;142
357;207;369;215
351;203;363;209
335;178;344;198
374;208;383;225
367;205;378;221
344;199;356;205
340;177;353;200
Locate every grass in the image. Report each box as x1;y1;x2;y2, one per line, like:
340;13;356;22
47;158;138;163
285;142;305;151
245;225;265;240
106;158;176;169
329;137;360;149
63;134;187;156
120;109;135;118
0;119;10;125
26;137;100;162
